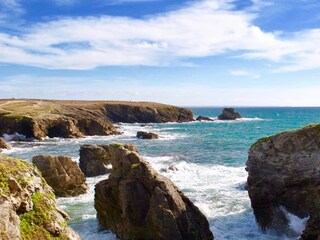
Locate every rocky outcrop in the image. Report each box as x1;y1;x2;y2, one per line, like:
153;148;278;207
0;100;193;139
104;103;194;123
246;124;320;239
94;144;213;240
0;138;11;151
196;116;214;121
0;155;81;240
79;144;112;177
136;131;159;139
32;155;88;197
218;108;242;120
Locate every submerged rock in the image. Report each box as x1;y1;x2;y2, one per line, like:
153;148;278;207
94;144;213;240
0;138;11;151
196;116;214;121
79;144;112;177
218;108;242;120
246;124;320;239
32;155;88;197
0;155;81;240
136;131;159;139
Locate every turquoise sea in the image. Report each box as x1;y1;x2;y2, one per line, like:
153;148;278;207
3;107;320;240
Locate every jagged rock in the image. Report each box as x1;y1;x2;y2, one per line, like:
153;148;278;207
0;138;11;151
246;124;320;239
94;144;214;240
196;116;214;121
218;108;242;120
136;131;159;139
79;144;112;177
0;155;81;240
32;155;88;197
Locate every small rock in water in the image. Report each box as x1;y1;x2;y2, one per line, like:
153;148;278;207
218;108;242;120
136;131;159;139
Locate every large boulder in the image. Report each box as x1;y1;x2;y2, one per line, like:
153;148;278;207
0;155;81;240
246;124;320;239
32;155;88;197
94;144;213;240
0;138;11;151
79;144;112;177
218;108;242;120
136;131;159;139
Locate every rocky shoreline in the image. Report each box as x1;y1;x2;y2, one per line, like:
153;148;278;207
0;99;194;140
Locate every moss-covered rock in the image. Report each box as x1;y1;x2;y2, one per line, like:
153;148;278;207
0;155;81;240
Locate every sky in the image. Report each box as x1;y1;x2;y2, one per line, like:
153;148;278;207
0;0;320;106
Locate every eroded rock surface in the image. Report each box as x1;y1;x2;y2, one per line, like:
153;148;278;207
32;155;88;197
79;144;112;177
94;144;213;240
246;124;320;239
0;155;81;240
218;108;242;120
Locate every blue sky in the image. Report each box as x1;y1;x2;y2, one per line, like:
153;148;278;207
1;0;320;106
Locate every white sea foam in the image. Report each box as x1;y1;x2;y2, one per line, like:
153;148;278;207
3;132;27;141
280;206;309;235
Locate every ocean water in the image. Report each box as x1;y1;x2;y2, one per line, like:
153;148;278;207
3;107;320;240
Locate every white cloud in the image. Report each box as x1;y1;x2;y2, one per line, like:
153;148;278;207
0;0;319;71
230;70;260;79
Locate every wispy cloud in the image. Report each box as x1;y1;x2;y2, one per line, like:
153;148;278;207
0;0;319;71
230;70;260;79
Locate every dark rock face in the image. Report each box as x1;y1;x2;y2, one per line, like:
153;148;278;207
32;155;88;197
246;124;320;239
94;144;214;240
218;108;242;120
136;131;159;139
104;104;194;123
0;138;11;151
196;116;214;121
0;155;81;240
79;144;112;177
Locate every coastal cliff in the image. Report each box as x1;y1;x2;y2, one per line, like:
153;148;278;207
0;155;81;239
246;124;320;239
0;100;193;139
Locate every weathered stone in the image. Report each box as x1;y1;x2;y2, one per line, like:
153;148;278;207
79;144;112;177
0;155;81;240
32;155;88;197
218;108;242;120
95;144;213;240
196;116;214;121
0;138;11;151
136;131;159;139
246;124;320;239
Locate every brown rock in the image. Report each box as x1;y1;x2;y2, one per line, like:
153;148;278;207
0;155;81;240
218;108;242;120
246;124;320;239
137;131;159;139
94;144;214;240
0;138;11;151
32;155;88;197
79;144;112;177
196;116;214;121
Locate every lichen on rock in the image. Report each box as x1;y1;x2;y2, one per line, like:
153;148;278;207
0;154;81;240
